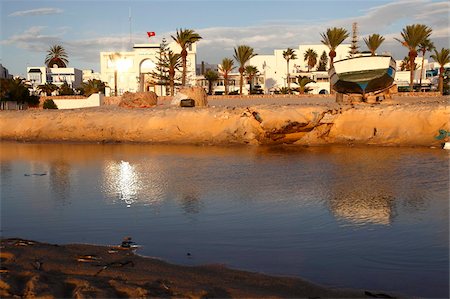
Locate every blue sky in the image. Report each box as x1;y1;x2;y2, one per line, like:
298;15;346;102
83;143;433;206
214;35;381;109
1;0;449;76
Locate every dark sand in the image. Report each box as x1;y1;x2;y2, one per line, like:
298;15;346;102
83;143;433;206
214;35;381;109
0;238;396;298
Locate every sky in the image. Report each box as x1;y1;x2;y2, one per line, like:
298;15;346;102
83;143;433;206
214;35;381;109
1;0;449;76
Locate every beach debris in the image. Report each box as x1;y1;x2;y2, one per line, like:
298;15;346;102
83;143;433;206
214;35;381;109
435;129;450;140
13;240;35;246
364;290;395;298
31;260;43;270
107;249;119;254
77;255;102;263
244;108;263;123
24;173;47;177
120;237;136;248
94;260;134;276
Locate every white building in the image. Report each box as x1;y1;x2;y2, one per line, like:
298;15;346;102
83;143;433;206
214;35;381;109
27;66;83;92
82;69;101;82
100;42;197;96
250;44;352;94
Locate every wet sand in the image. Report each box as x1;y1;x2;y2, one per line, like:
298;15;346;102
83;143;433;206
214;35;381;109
0;238;390;298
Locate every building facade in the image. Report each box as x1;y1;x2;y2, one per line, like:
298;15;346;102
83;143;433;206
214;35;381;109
100;42;197;96
249;44;352;94
27;66;83;94
0;64;13;79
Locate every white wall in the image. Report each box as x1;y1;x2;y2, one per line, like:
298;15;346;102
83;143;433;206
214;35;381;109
52;93;104;109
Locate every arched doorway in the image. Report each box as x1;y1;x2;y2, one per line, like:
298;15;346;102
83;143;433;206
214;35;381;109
139;59;157;92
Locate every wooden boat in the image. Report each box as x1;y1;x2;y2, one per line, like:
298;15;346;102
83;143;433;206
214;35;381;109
329;55;396;95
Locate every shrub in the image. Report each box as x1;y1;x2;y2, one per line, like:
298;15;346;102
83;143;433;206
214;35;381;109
43;99;58;109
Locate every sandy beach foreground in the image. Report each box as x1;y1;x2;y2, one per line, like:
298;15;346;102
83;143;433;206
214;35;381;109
0;238;396;298
1;95;449;147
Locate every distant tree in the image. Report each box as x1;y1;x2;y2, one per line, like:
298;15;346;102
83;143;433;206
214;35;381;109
430;48;450;95
418;38;435;88
317;51;328;71
150;38;170;94
108;52;122;96
245;65;259;94
80;79;106;96
296;75;315;94
167;51;182;96
171;28;202;86
283;48;297;93
45;45;69;68
43;99;58;109
320;27;349;67
363;34;385;56
348;22;359;57
233;45;257;95
395;24;432;92
400;56;418;71
38;82;58;96
0;78;39;106
204;69;219;95
219;58;235;95
59;81;74;95
304;48;318;72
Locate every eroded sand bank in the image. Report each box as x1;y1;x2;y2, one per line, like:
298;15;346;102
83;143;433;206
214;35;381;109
1;97;448;146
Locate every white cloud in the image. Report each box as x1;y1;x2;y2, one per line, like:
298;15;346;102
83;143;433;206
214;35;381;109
9;7;63;17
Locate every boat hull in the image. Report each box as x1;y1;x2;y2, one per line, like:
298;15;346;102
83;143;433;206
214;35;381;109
329;56;396;95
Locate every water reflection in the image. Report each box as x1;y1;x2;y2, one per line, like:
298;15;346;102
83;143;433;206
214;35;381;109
102;159;168;207
49;160;71;202
103;160;141;206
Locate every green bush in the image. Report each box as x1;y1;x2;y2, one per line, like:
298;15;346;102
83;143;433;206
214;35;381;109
43;99;58;109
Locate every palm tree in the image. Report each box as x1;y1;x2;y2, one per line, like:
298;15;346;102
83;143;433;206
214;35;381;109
171;28;202;86
430;48;450;95
320;27;349;67
45;45;69;68
37;82;58;96
245;65;258;94
283;48;297;93
204;70;219;95
296;76;316;94
304;49;318;72
400;56;418;71
167;51;182;96
219;58;235;95
363;34;385;56
80;79;106;96
233;45;257;95
418;38;435;89
395;24;432;91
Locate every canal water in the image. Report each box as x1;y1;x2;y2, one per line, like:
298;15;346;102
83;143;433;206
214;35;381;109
1;142;448;297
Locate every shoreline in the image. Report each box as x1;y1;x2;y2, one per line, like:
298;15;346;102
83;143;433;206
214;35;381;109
0;238;396;298
1;96;449;147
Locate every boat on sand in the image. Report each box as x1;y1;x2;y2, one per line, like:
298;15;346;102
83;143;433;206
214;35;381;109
329;55;396;96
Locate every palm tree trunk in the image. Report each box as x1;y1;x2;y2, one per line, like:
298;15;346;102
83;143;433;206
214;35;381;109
239;71;243;95
224;75;228;95
287;60;290;94
181;53;187;86
114;70;118;96
409;52;416;92
439;67;444;95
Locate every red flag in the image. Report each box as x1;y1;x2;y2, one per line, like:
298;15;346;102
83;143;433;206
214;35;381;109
147;31;155;37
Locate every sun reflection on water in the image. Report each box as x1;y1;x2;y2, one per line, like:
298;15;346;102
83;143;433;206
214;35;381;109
102;159;168;207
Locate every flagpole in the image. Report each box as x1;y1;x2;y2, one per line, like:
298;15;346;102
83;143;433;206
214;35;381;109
129;7;132;47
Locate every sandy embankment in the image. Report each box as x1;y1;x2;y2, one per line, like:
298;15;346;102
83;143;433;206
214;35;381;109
1;98;448;146
0;238;386;298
